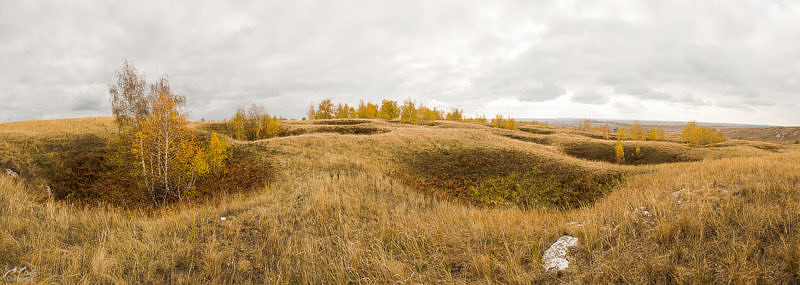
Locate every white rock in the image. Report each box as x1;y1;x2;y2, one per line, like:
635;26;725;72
4;169;19;178
220;217;227;221
543;235;579;272
565;221;583;227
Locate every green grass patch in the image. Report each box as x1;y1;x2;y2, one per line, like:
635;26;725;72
562;141;701;165
396;147;623;209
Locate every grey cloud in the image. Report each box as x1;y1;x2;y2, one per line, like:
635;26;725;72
71;96;102;112
612;84;672;101
1;0;800;124
571;90;609;105
519;82;567;102
491;82;567;102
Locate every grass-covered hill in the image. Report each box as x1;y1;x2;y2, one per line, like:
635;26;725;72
1;117;798;283
722;126;800;145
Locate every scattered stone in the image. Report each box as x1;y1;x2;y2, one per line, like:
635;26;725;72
4;169;19;178
565;221;583;227
673;188;689;205
624;207;652;218
543;235;579;272
639;207;651;217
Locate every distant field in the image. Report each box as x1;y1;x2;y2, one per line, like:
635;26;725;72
1;117;799;283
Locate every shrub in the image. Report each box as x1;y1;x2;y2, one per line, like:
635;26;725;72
492;115;517;130
615;140;625;163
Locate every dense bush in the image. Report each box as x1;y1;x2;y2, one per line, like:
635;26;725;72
681;121;726;146
491;115;518;130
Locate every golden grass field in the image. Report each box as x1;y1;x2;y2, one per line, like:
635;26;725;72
1;117;799;283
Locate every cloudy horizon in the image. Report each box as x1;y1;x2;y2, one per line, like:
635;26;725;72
2;0;799;125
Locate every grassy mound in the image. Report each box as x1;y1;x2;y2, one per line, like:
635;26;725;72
518;126;554;135
397;147;623;208
3;117;799;283
562;141;702;165
311;119;370;125
202;121;390;140
283;125;390;136
0;123;272;207
503;133;553;145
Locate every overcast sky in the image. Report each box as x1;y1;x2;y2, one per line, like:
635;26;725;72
1;0;799;125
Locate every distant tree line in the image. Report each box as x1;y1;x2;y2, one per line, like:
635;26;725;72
305;98;499;126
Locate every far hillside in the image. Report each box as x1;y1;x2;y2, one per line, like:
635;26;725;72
722;126;800;145
532;118;772;133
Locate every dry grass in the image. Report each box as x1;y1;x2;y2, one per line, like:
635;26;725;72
1;118;799;283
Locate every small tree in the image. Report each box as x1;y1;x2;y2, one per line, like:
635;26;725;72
399;100;421;125
503;117;518;130
617;128;628;140
492;115;505;128
656;127;665;141
314;99;335;119
378;99;400;119
205;132;230;175
261;115;282;139
629;122;645;141
647;128;658;141
108;60;150;130
109;61;227;205
230;110;246;140
133;90;204;203
681;121;698;142
334;103;351;119
601;123;610;139
579;119;592;131
357;100;378;119
615;140;625;163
